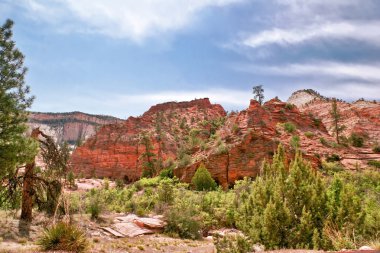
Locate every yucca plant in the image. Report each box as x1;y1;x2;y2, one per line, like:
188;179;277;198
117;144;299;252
38;222;88;252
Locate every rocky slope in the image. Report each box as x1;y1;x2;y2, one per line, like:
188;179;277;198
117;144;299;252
175;98;335;187
28;112;123;144
70;91;380;186
70;98;226;181
287;89;323;108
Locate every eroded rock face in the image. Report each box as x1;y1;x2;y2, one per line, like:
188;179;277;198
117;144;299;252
300;99;380;144
71;93;380;187
175;99;332;187
288;90;380;169
28;112;123;144
70;98;226;180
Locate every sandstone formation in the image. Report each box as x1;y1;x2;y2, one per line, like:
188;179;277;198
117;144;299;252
70;98;226;181
287;89;322;108
288;90;380;168
175;98;333;187
28;111;123;144
70;91;380;187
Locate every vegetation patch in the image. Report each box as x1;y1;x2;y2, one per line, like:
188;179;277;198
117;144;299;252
191;163;217;191
368;160;380;168
283;122;296;133
349;133;365;147
305;131;315;138
38;222;88;253
373;145;380;153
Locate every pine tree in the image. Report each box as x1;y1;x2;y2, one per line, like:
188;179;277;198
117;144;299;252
252;85;264;105
191;163;217;191
330;99;345;144
236;145;330;250
0;20;38;219
0;19;37;179
140;132;157;178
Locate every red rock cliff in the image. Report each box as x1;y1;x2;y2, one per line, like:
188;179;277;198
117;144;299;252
70;98;226;180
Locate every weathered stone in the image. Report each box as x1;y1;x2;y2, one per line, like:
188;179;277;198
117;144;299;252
112;222;153;237
28;111;123;144
71;98;226;180
71;94;380;187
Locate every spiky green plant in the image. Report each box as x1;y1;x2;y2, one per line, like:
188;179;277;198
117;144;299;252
38;222;88;252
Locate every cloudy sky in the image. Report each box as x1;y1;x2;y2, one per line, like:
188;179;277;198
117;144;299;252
2;0;380;118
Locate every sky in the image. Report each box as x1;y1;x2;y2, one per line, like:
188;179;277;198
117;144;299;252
2;0;380;118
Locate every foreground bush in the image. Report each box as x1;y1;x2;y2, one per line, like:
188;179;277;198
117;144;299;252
59;151;379;250
38;222;88;253
214;234;253;253
234;144;379;250
164;189;202;239
87;190;102;219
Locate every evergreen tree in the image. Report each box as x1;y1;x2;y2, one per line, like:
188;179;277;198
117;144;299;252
252;85;264;105
140;132;157;178
330;99;345;144
191;163;217;191
235;146;329;250
0;19;37;179
0;20;38;211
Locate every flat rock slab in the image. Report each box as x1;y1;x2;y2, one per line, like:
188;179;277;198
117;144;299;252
113;222;153;237
134;217;166;229
101;227;125;238
115;214;166;230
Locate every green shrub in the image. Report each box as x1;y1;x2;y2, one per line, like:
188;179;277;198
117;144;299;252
38;222;88;253
283;122;296;133
178;154;191;168
159;167;174;178
234;146;327;250
214;234;253;253
372;145;380;153
285;103;295;110
368;160;380;168
103;178;110;190
138;177;161;187
165;190;202;239
290;135;300;149
326;154;341;162
349;133;365;147
67;171;76;189
115;178;124;189
158;178;174;204
191;164;217;191
68;192;84;214
320;137;329;146
305;132;315;138
313;117;322;127
87;191;102;219
322;162;344;174
216;143;228;155
232;124;240;134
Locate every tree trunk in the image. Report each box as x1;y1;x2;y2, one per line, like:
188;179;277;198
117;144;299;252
20;128;41;221
20;161;34;221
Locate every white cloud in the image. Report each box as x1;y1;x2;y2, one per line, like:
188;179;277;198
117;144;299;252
242;21;380;48
18;0;244;42
318;83;380;100
241;61;380;83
